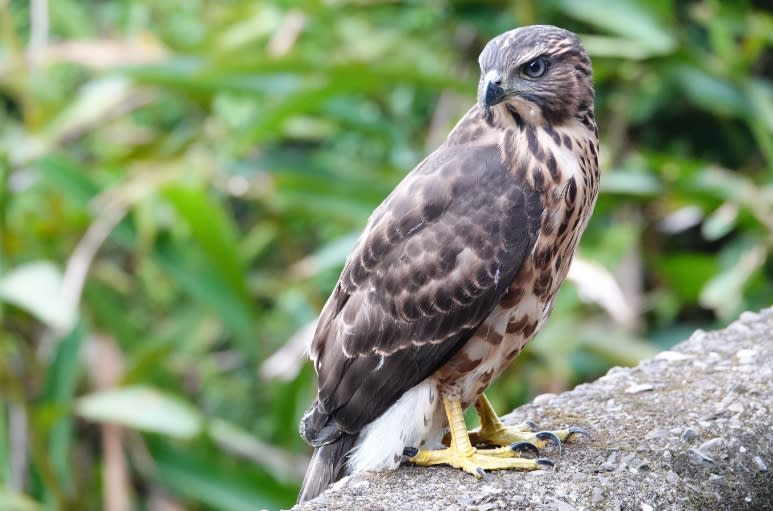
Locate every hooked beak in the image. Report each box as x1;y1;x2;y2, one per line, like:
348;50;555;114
481;70;506;113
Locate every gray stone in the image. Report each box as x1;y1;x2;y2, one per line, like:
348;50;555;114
293;307;773;511
682;428;699;442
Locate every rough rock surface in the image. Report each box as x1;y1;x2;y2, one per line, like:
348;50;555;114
293;308;773;511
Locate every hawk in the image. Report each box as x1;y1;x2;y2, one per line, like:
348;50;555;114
298;25;599;503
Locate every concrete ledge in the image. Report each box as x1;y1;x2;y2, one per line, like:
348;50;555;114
294;308;773;511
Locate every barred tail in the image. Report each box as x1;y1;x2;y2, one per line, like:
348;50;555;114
297;433;358;504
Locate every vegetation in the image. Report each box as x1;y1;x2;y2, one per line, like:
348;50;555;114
1;1;771;510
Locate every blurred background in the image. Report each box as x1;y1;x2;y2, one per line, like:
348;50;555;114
1;0;772;510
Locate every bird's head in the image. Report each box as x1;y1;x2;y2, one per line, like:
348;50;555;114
477;25;594;125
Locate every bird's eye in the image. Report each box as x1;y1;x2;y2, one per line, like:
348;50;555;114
521;57;548;79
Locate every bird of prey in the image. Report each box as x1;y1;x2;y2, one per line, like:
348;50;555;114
298;24;599;503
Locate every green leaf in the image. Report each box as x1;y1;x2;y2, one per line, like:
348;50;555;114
673;67;750;118
42;78;134;149
581;330;659;366
41;323;86;490
49;0;96;38
151;443;289;511
557;0;675;54
701;203;738;241
291;231;360;278
207;418;307;483
746;78;773;134
34;156;100;205
580;34;666;60
0;261;75;331
153;240;256;350
76;386;202;439
162;185;252;308
700;240;767;320
655;254;718;302
0;489;46;511
600;169;662;196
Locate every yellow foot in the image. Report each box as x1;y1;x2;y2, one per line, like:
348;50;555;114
407;396;554;481
408;445;553;480
467;395;589;454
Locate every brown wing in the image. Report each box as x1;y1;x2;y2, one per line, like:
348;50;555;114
302;143;542;444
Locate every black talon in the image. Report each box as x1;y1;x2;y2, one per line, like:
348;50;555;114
475;467;493;482
523;420;539;431
536;431;563;455
567;426;590;439
536;457;555;469
509;441;540;456
403;447;419;457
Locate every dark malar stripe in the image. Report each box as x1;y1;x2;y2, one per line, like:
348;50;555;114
483;107;495;127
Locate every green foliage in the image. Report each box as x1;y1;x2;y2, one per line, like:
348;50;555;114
1;1;771;509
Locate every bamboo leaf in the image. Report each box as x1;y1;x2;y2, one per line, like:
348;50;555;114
0;489;46;511
0;262;75;331
76;386;202;439
162;185;253;308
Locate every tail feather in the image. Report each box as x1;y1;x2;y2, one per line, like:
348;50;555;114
297;433;358;504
